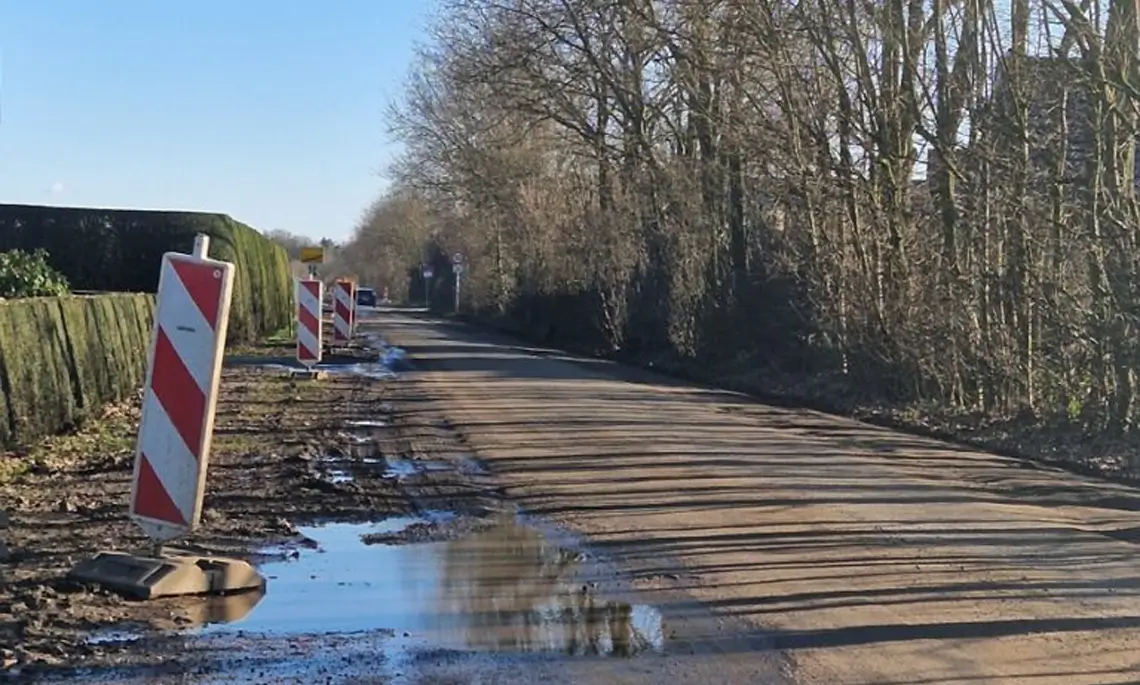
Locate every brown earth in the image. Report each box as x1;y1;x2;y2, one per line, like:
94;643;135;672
2;330;762;685
377;309;1140;685
0;340;437;676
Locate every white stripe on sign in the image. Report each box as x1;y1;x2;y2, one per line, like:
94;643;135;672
159;259;217;392
297;283;321;314
297;323;319;355
137;390;202;524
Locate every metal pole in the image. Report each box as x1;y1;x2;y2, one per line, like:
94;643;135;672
454;271;461;313
192;234;210;259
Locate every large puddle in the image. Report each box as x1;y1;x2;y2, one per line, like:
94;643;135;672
234;341;408;380
209;517;664;658
69;517;664;683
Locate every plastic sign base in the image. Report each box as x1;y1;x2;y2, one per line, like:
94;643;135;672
289;367;326;380
68;548;265;600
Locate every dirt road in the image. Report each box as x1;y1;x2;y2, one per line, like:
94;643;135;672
2;323;788;684
377;310;1140;685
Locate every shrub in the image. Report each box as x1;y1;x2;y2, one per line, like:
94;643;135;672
0;293;154;447
0;249;70;298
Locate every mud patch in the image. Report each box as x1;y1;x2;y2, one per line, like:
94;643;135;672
314;453;457;486
0;357;409;677
359;513;490;545
43;630;404;684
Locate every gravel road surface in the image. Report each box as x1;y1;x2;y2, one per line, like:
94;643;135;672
378;309;1140;685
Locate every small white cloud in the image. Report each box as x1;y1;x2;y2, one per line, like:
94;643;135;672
49;181;64;194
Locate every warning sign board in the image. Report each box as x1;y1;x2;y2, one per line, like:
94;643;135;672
300;247;325;264
130;248;235;542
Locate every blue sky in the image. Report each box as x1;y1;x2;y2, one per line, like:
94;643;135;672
0;1;432;243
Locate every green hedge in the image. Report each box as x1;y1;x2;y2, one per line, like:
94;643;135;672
0;205;292;342
0;293;154;448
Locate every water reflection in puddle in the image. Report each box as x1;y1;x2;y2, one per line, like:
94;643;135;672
86;630;144;645
319;455;466;483
321;362;397;381
85;590;268;645
328;469;353;484
346;419;388;428
210;518;665;658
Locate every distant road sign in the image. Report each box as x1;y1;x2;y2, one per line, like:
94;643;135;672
452;252;464;264
300;247;325;264
454;263;465;275
422;264;434;279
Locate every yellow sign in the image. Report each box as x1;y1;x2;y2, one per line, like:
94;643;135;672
299;247;324;264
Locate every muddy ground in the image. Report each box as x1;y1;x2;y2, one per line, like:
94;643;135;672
0;334;513;680
0;320;756;685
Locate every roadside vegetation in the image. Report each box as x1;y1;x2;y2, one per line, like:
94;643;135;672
0;249;70;299
0;207;294;452
339;0;1140;481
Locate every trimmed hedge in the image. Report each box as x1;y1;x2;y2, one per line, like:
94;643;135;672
0;294;154;448
0;205;292;342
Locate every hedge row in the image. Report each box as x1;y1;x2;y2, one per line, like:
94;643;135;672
0;294;154;448
0;205;293;342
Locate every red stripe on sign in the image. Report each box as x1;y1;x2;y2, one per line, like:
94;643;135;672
151;328;207;457
299;304;319;336
334;299;351;322
134;453;188;525
301;281;321;298
171;259;223;328
298;342;318;360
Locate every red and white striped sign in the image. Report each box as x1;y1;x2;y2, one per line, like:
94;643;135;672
296;279;323;366
130;239;235;543
332;280;355;344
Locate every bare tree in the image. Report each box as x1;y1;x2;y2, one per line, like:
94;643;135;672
347;0;1140;478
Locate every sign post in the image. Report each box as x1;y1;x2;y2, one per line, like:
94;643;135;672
68;233;265;599
452;252;464;314
422;263;434;308
300;246;324;280
345;275;360;337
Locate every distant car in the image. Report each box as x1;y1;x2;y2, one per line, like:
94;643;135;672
356;287;377;307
